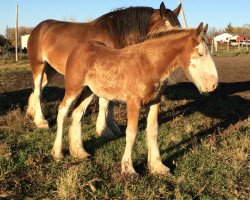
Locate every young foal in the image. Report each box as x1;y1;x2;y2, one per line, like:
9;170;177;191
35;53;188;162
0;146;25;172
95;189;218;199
26;2;181;138
52;23;218;175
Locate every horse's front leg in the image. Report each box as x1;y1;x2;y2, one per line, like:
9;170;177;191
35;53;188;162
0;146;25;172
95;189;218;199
146;103;170;175
121;99;141;175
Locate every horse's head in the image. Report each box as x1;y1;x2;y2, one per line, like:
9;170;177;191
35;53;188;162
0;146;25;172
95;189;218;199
148;2;181;34
183;23;218;93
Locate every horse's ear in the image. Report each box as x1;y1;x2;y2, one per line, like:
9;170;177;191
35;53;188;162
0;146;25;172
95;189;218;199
203;24;208;35
160;2;167;17
173;3;182;17
196;22;204;36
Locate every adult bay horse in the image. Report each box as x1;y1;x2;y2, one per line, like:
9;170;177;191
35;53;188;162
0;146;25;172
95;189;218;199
27;2;181;137
52;23;218;175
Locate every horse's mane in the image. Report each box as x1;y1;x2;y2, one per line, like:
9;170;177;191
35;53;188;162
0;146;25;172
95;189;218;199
139;27;206;43
95;6;180;45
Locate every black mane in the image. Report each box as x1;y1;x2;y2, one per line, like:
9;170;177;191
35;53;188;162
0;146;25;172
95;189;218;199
95;7;154;45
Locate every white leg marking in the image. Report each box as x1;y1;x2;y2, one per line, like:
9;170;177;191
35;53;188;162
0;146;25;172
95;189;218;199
69;94;94;159
121;126;137;175
52;97;74;160
121;102;140;175
96;98;113;137
31;73;49;128
146;104;170;175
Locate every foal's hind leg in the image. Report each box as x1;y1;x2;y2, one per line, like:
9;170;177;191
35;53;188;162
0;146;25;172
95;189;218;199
69;89;94;159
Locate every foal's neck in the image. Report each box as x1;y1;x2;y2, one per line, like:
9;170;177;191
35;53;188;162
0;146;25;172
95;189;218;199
143;34;189;80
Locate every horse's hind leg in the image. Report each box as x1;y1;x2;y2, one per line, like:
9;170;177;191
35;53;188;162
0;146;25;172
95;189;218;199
96;98;114;137
27;62;49;128
27;62;57;128
69;88;94;159
96;99;121;137
107;101;122;135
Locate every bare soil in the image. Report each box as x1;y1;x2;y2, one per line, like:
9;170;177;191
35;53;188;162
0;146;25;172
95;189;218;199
0;56;249;115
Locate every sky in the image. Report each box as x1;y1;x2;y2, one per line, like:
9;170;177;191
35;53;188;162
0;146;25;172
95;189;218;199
1;0;250;35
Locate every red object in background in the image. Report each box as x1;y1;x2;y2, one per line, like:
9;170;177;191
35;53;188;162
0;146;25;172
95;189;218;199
237;36;248;41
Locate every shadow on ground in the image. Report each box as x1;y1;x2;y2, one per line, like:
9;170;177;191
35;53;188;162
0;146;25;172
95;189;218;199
0;81;249;173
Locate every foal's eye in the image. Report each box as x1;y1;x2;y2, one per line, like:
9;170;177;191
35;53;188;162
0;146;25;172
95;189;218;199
198;52;203;57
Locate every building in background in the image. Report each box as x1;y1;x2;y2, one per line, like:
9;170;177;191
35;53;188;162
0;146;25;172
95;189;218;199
21;34;29;50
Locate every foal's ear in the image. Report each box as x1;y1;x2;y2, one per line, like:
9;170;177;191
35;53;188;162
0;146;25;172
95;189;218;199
173;3;182;17
196;22;204;36
160;2;167;17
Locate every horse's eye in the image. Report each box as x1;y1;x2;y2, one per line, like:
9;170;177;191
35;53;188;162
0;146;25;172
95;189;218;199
198;52;203;57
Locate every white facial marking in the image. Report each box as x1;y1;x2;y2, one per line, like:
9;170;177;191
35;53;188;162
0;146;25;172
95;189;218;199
187;41;218;93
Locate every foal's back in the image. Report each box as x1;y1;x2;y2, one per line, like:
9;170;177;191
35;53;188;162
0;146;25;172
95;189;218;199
65;40;160;102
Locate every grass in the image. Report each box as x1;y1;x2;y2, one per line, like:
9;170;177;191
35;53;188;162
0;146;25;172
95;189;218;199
0;84;249;199
0;58;249;199
212;48;250;57
0;54;30;73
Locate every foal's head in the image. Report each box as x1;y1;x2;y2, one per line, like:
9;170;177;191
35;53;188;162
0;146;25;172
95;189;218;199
182;23;218;93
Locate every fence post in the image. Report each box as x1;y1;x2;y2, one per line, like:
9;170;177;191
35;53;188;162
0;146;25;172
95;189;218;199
15;5;19;62
211;38;214;54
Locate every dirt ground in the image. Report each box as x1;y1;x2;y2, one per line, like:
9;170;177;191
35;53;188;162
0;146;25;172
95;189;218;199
0;56;249;102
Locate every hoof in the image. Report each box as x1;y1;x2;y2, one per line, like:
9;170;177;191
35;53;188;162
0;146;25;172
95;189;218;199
70;149;90;160
96;127;114;138
35;119;49;129
121;171;139;181
52;150;64;161
26;109;35;119
149;163;170;176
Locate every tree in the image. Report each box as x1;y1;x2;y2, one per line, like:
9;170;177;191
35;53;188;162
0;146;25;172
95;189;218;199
6;26;33;48
225;22;233;33
207;27;223;39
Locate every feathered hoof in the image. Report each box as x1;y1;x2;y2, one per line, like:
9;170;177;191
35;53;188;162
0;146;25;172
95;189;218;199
70;149;90;160
149;163;171;176
96;126;114;138
35;119;49;129
52;150;64;161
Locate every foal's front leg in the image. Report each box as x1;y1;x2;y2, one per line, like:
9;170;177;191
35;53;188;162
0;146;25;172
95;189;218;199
121;99;141;175
52;96;75;160
69;92;94;159
146;103;170;175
